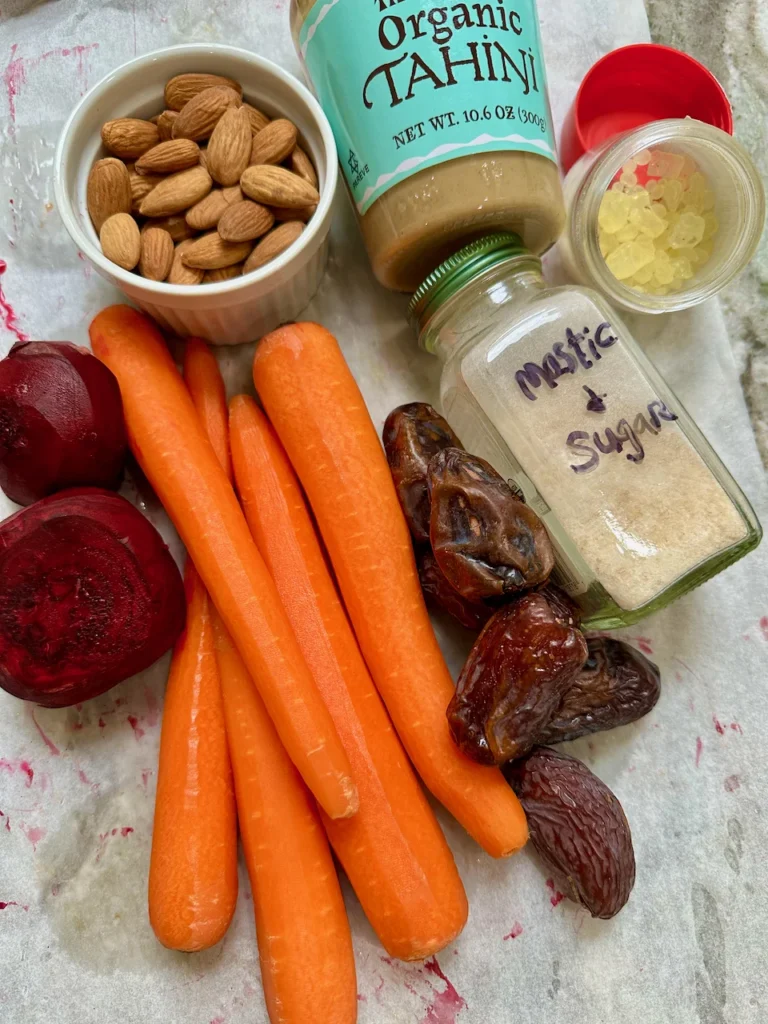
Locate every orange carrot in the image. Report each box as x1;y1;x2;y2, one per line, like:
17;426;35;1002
230;395;468;959
252;322;528;858
214;622;357;1024
148;561;238;951
183;338;232;482
89;305;357;821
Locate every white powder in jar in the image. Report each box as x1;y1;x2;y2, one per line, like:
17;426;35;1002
454;289;748;610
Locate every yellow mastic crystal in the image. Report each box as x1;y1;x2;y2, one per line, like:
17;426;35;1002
598;152;718;295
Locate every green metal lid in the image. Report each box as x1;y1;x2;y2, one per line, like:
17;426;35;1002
407;233;534;329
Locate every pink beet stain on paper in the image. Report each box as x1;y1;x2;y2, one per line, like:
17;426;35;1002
730;722;743;735
421;958;467;1024
503;922;523;940
724;775;740;792
29;710;61;756
759;616;768;641
21;824;46;851
635;636;653;655
127;715;145;740
695;737;703;767
0;900;29;911
546;878;565;907
0;261;28;343
144;687;160;727
713;716;726;736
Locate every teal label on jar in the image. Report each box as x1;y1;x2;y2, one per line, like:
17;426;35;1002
299;0;557;214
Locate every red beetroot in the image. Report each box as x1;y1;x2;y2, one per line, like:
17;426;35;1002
0;341;128;506
0;488;185;707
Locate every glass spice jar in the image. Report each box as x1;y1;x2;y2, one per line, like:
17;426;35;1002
408;234;762;628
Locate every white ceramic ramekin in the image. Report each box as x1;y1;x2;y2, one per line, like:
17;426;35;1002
54;44;337;345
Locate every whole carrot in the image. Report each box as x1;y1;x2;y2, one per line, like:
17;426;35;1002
183;338;232;482
214;622;357;1024
89;305;357;821
148;561;238;951
252;322;528;858
230;396;468;960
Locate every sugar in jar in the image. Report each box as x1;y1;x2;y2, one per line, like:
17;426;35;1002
290;0;565;292
409;234;762;628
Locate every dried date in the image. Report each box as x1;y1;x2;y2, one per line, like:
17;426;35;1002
505;746;635;919
540;638;660;745
428;448;554;601
447;592;588;765
418;548;494;631
382;403;463;543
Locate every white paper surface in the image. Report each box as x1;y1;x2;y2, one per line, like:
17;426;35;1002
1;2;767;1023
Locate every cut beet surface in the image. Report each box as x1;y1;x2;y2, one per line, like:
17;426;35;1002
0;488;185;707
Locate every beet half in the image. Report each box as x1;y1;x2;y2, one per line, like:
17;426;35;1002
0;488;185;707
0;341;128;506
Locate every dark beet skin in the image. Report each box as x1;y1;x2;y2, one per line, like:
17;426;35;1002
540;638;661;745
382;403;463;544
428;448;555;602
0;341;128;506
506;746;636;919
0;488;185;707
447;592;588;765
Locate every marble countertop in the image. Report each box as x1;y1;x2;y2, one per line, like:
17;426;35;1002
646;0;768;467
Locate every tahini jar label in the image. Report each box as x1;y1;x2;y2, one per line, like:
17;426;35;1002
299;0;557;213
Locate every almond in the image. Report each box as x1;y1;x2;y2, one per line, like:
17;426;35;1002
242;103;270;135
291;145;318;189
185;189;230;231
139;227;175;280
165;73;243;111
222;185;243;204
87;157;132;231
203;264;243;283
242;221;304;274
217;200;275;243
271;203;317;223
99;212;141;270
139;165;212;217
249;119;297;167
172;86;241;141
157;109;179;141
130;172;163;213
206;106;252;186
141;214;196;243
101;118;159;159
240;165;319;208
168;239;204;285
135;138;201;175
198;148;208;171
181;232;252;270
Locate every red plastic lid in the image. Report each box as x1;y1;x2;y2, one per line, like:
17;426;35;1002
560;44;733;174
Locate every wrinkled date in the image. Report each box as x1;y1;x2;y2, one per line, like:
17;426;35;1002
505;746;636;919
418;549;494;631
447;592;588;765
382;403;464;543
540;638;661;745
428;448;555;601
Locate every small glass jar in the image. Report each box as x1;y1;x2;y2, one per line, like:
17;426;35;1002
409;234;762;628
559;119;765;314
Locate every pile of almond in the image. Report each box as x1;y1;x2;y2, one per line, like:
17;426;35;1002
86;72;320;284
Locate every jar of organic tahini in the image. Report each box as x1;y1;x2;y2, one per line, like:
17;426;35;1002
409;234;762;628
290;0;565;292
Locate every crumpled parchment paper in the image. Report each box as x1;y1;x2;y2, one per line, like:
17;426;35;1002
1;2;767;1022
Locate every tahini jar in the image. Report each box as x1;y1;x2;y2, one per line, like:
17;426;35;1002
409;234;761;628
290;0;565;292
